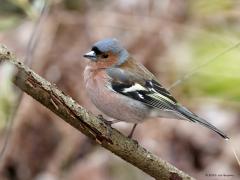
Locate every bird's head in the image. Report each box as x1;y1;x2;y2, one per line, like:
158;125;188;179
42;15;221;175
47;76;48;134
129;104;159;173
83;38;129;67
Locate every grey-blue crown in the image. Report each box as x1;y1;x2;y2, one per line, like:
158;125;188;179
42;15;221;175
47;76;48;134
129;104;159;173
93;38;129;65
93;38;123;54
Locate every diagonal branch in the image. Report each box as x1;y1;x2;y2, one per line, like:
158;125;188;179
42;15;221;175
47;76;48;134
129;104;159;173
0;44;194;180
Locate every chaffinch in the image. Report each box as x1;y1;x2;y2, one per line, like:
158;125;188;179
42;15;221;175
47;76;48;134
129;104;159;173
83;38;228;139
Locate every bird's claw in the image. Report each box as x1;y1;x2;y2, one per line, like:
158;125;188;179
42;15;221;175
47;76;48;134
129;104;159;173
97;114;113;137
97;114;114;126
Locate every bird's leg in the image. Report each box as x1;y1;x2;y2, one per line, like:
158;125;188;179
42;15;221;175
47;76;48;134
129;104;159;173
97;114;112;137
97;114;108;124
128;123;138;138
97;115;138;138
108;119;121;125
97;114;111;125
97;114;120;126
97;115;121;137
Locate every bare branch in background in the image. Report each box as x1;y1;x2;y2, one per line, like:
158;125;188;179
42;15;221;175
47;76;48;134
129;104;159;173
0;0;50;160
0;45;194;180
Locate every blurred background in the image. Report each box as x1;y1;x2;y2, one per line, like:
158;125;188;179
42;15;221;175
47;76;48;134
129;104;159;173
0;0;239;179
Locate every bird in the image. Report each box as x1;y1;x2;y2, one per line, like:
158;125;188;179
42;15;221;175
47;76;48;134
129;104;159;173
83;38;229;139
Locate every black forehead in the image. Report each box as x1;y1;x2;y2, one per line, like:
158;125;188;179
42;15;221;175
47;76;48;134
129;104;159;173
92;38;123;54
91;46;102;55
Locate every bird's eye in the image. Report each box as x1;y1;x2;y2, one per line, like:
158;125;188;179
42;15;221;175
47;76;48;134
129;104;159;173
102;54;109;58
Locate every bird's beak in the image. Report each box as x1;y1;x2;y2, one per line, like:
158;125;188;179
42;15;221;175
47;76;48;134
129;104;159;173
83;51;97;61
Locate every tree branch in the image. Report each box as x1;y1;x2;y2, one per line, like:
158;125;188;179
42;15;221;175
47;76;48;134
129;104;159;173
0;44;194;180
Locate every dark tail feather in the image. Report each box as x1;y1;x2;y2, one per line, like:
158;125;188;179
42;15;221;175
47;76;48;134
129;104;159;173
176;105;229;140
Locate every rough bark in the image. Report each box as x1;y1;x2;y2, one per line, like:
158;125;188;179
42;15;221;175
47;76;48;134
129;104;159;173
0;44;194;180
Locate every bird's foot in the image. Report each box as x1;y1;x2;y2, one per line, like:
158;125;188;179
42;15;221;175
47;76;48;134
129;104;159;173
97;115;120;126
97;114;112;126
97;115;118;137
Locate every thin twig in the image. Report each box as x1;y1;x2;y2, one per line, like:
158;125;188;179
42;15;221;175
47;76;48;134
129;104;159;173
25;0;50;66
0;0;50;160
168;41;240;90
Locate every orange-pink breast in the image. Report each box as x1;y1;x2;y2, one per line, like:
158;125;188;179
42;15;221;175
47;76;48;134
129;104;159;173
83;65;150;123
